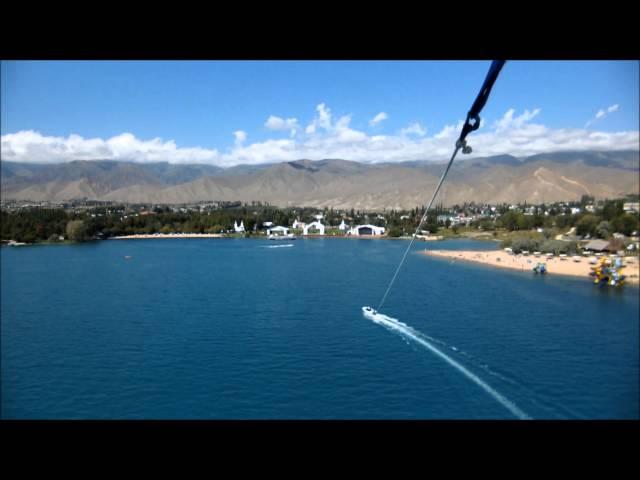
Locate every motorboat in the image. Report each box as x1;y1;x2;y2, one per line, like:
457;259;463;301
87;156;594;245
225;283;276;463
362;306;379;319
268;233;297;240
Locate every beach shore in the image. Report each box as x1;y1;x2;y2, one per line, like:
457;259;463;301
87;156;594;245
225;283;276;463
423;249;640;285
110;233;225;239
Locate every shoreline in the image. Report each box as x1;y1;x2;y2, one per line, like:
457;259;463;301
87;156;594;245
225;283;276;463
108;233;398;240
110;233;225;239
423;249;640;285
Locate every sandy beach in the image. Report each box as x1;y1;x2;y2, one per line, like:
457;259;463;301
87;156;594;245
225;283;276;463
423;249;640;285
110;233;225;240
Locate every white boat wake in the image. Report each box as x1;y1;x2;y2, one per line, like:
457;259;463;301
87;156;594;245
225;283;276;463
362;306;531;420
261;244;294;248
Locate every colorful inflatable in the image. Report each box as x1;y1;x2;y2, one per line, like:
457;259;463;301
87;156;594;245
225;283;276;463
589;257;626;287
532;262;547;274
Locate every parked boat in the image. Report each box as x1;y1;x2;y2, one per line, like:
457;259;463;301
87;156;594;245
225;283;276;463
268;233;296;240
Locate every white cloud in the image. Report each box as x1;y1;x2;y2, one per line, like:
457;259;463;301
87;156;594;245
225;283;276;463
2;106;638;167
586;104;620;127
316;104;332;129
400;122;427;137
434;121;464;140
305;103;332;135
369;112;388;127
233;130;247;147
494;108;541;131
0;130;219;164
265;115;299;137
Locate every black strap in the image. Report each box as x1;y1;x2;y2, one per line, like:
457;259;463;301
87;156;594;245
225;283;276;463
458;60;506;144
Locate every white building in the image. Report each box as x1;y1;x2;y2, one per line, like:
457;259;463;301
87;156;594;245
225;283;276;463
233;220;245;233
338;219;349;231
347;224;385;236
292;219;305;229
263;221;274;228
303;221;325;235
314;214;324;221
623;202;639;213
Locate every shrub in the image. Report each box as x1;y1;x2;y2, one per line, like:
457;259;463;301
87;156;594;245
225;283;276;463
540;239;577;255
510;236;541;253
387;226;403;237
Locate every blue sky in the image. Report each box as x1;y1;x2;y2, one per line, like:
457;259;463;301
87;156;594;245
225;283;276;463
1;61;638;165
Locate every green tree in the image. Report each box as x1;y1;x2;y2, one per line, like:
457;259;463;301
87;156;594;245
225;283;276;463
510;236;541;253
611;214;640;236
576;214;599;237
554;214;571;229
423;212;439;234
387;226;403;237
498;211;521;231
601;200;623;221
540;239;577;255
66;220;88;241
580;194;595;208
595;220;611;239
516;214;531;231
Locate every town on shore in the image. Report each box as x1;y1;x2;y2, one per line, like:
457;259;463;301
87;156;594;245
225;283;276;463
2;196;639;283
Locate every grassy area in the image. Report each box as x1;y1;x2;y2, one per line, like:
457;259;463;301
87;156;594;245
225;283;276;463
434;226;560;243
436;226;497;240
492;229;546;243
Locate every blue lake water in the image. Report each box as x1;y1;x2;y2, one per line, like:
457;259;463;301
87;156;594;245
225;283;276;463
1;238;638;419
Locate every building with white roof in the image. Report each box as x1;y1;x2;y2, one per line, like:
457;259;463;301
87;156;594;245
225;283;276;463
303;221;325;235
347;224;385;236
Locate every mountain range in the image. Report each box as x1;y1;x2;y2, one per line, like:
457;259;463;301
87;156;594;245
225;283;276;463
1;150;638;210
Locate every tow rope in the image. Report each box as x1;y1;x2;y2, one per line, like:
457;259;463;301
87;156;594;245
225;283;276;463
377;60;506;311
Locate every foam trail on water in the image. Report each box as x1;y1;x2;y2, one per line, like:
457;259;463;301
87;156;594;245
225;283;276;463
261;244;294;248
363;309;531;420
